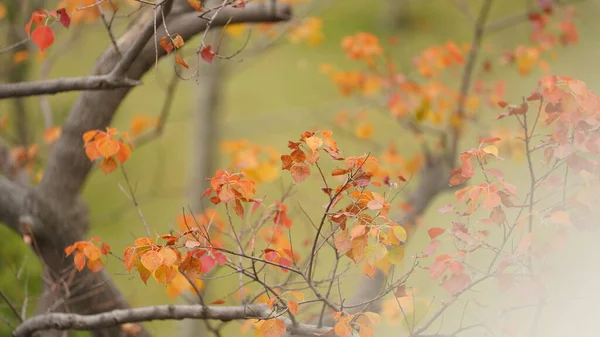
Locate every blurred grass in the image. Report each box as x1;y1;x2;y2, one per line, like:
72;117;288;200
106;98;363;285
3;0;600;336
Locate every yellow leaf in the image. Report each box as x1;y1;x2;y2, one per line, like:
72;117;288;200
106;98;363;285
482;145;499;157
355;122;374;139
387;245;405;264
305;136;323;153
365;243;387;265
140;250;163;272
392;226;407;243
225;23;247;37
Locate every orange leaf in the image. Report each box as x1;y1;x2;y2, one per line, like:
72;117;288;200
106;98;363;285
123;247;137;271
290;291;305;301
140;250;163;272
172;34;185;48
290;162;310;183
186;0;203;12
155;265;178;284
288;300;299;315
331;168;349;176
101;242;111;255
99;157;117;174
211;299;226;305
137;261;152;284
334;317;353;337
43;126;61;144
31;26;54;52
175;53;189;69
305;136;323;152
87;258;104;273
427;228;445;239
96;137;120;157
180;256;203;280
83;244;101;261
260;318;286;337
64;244;76;256
160;247;178;267
134;237;154;247
115;143;131;164
74;251;85;271
160;36;174;54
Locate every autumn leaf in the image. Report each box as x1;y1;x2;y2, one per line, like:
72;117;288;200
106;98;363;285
427;227;445;239
365;242;387;265
305;135;323;152
175;53;189;68
172;34;185;48
441;272;471;295
260;318;286;337
290;291;305;301
290;162;311;183
201;45;216;63
56;8;71;28
334;316;353;337
391;226;407;243
160;36;174;54
140;250;163;272
482;145;499;157
31;26;55;52
186;0;203;12
43;126;61;144
288;300;299;314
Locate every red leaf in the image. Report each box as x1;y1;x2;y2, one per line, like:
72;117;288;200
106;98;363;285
441;272;471;295
290;162;311;183
437;204;454;214
201;45;215;63
31;26;55;52
428;227;445;239
160;36;174;54
175;53;189;69
56;8;70;28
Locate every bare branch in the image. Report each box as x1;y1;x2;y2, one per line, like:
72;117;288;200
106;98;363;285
12;304;331;337
0;75;142;99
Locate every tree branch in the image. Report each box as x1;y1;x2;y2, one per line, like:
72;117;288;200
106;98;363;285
39;1;292;204
0;176;27;232
0;75;142;99
12;304;331;337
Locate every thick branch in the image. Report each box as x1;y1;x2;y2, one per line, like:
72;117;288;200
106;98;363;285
12;304;330;337
0;75;141;99
0;176;27;232
39;1;292;204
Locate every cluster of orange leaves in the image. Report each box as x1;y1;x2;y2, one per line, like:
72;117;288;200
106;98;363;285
203;170;257;217
279;130;410;276
413;41;465;78
83;127;133;174
221;140;280;184
341;32;383;67
501;6;578;75
287;17;324;46
280;130;340;183
65;237;111;272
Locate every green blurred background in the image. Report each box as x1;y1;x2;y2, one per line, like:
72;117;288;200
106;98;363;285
3;0;600;336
